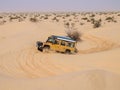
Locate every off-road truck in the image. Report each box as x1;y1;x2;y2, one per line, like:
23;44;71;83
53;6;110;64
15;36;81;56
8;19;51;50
36;35;77;54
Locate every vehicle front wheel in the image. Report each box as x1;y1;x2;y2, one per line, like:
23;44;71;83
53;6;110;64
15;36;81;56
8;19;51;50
37;47;43;51
43;47;50;53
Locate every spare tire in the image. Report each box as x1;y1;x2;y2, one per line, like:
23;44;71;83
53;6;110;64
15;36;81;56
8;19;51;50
36;41;43;51
36;41;43;47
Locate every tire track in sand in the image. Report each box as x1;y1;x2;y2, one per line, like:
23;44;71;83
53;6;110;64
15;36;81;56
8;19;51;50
0;47;80;78
16;47;75;78
78;34;120;54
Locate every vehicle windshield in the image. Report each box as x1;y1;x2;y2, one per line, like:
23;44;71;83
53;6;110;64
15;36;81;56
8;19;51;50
46;37;55;43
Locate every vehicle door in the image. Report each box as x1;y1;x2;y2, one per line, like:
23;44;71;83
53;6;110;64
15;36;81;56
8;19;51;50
51;39;60;51
58;40;67;52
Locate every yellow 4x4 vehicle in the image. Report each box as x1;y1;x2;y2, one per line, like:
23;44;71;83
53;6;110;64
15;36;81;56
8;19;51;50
36;35;77;54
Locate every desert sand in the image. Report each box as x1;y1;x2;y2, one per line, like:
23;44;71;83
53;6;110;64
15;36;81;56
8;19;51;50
0;12;120;90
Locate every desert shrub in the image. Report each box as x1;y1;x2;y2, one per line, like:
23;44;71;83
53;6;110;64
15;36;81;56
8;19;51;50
65;22;70;27
87;19;90;22
40;16;44;19
23;16;26;19
66;14;70;17
0;16;3;19
62;17;65;19
93;20;101;28
29;17;38;22
114;20;117;23
9;16;19;22
90;14;95;17
52;17;55;20
105;17;114;22
72;13;77;16
81;17;88;20
66;29;82;42
80;22;84;25
52;17;59;22
0;20;6;25
105;16;117;23
44;16;48;20
90;18;95;24
18;17;24;22
118;14;120;16
106;17;113;20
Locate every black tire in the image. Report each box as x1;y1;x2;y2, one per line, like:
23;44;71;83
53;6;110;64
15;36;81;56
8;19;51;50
37;47;43;51
36;41;43;52
43;46;50;53
36;41;43;47
65;50;71;54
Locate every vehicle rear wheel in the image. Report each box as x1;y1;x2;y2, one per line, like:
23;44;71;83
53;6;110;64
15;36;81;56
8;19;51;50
43;46;50;53
65;50;71;54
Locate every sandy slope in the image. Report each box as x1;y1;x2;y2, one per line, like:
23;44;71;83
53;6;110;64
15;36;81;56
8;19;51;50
0;12;120;90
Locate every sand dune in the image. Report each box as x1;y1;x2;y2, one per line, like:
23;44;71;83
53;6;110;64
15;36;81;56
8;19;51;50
0;69;120;90
0;12;120;90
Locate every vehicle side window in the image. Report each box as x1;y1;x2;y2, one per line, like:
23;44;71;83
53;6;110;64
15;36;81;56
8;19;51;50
54;40;59;44
66;42;75;47
68;43;72;47
71;43;75;47
61;41;65;46
66;42;70;47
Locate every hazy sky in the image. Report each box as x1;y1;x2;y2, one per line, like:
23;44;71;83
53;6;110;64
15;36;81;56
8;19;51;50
0;0;120;12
